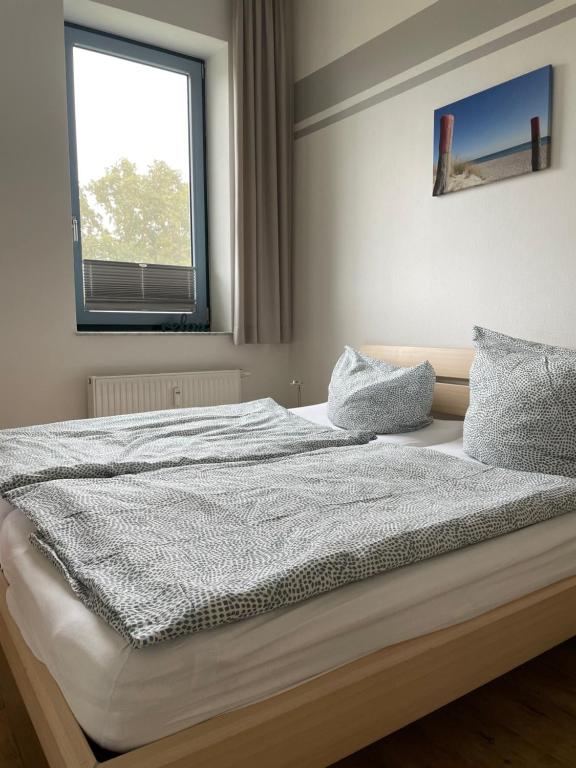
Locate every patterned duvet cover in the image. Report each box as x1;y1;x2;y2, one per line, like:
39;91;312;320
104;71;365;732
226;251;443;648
9;442;576;647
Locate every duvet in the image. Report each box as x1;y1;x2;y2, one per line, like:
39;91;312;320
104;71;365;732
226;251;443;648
0;398;372;495
8;443;576;648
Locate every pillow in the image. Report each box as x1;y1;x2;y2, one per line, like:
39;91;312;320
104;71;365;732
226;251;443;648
464;326;576;476
327;346;435;434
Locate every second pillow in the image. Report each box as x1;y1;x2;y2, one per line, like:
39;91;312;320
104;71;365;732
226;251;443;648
328;346;435;433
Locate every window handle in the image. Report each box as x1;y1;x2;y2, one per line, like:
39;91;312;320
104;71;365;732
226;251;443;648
72;216;79;243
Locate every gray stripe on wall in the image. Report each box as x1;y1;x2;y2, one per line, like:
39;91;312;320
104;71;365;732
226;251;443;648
295;3;576;140
295;0;555;123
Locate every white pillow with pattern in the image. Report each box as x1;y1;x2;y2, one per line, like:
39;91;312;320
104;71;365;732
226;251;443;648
464;326;576;476
327;346;435;434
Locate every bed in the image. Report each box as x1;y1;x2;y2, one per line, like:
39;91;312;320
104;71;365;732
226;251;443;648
1;345;576;768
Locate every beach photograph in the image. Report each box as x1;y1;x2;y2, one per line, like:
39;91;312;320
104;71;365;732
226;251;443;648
433;65;552;196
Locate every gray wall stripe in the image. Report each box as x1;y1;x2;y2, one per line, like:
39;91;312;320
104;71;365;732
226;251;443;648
295;3;576;140
295;0;554;124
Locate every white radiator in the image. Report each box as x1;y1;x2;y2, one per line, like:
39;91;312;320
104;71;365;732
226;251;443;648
87;370;243;418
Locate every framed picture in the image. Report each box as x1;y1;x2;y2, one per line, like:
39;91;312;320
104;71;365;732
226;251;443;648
433;65;552;196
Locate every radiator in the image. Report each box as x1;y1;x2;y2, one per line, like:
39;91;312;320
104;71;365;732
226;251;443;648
87;370;243;418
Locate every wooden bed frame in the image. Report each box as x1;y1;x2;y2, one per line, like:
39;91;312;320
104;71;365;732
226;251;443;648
1;345;575;768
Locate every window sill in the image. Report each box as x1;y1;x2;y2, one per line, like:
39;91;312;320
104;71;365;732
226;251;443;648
75;331;232;337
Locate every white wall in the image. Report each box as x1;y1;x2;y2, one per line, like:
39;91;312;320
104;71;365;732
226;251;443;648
0;0;292;428
93;0;231;41
292;5;576;404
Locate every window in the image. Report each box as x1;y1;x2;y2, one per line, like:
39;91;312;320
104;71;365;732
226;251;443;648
65;25;208;331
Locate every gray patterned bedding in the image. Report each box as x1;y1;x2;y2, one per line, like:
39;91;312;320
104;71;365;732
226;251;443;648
0;398;372;495
8;443;576;648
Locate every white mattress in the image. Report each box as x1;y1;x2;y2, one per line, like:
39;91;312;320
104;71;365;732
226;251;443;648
2;405;576;752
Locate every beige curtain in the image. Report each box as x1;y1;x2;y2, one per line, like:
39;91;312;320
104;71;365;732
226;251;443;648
232;0;293;344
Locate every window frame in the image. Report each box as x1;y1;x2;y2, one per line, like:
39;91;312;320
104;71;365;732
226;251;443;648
64;24;209;331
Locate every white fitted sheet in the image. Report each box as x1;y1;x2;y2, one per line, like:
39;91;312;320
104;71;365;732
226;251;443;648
2;406;576;752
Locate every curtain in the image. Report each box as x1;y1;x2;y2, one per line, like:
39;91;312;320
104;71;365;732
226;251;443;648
232;0;293;344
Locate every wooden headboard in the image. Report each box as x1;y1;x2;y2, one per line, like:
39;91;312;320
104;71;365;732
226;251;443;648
360;345;475;418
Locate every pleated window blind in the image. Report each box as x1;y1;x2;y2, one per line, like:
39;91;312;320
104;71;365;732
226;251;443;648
83;260;196;313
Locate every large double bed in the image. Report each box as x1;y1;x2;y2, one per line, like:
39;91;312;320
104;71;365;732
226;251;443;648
1;345;576;768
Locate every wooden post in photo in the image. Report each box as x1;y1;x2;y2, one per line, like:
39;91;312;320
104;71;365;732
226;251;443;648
433;114;454;196
531;116;541;171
